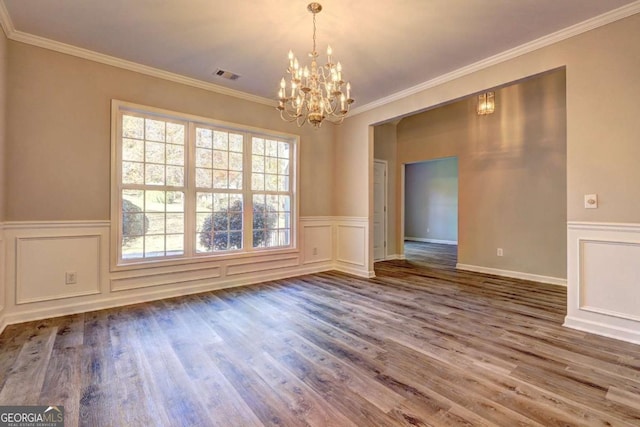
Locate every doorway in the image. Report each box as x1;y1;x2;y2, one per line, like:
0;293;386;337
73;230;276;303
402;157;458;263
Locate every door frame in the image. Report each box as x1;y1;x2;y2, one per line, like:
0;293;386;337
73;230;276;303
400;157;460;260
373;159;388;261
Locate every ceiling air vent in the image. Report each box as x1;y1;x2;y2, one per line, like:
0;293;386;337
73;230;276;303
214;68;240;81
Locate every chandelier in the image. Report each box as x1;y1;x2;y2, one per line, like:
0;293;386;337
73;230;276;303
277;2;354;128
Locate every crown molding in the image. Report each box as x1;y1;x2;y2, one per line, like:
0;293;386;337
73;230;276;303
0;1;638;114
0;0;13;37
350;1;640;116
9;31;277;107
0;1;276;108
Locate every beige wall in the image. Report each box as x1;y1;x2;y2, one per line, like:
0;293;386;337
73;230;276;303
0;30;7;222
6;42;334;221
398;70;567;278
0;29;6;318
336;13;640;272
373;123;398;255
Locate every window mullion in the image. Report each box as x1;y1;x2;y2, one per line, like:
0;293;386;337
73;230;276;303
243;132;254;252
184;122;196;257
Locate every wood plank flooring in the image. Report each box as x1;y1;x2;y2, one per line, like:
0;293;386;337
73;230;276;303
1;241;640;426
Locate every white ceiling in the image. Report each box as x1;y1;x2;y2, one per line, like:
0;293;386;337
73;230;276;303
1;0;638;109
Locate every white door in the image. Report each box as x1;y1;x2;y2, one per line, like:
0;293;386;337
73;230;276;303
373;160;387;261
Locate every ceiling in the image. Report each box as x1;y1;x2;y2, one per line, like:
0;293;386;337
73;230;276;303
1;0;638;110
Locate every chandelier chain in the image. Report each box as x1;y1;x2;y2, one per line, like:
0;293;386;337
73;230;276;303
312;11;317;56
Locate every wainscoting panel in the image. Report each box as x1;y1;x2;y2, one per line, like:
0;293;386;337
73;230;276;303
0;217;373;334
16;235;102;304
580;239;640;321
111;266;223;292
226;255;300;276
301;217;333;265
566;222;640;344
335;217;373;277
0;224;5;331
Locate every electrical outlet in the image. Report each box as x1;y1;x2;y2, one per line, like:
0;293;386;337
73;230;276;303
65;271;77;285
312;247;318;255
497;248;503;257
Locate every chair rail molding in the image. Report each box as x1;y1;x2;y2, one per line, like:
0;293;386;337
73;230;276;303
0;217;373;334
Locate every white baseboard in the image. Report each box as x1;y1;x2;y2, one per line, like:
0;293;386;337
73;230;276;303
373;254;401;262
0;316;7;337
334;264;376;278
456;263;567;286
405;237;458;245
564;316;640;346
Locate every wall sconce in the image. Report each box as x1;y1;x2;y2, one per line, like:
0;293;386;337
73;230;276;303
477;91;495;115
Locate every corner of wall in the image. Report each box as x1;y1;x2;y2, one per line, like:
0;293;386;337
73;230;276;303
0;23;8;335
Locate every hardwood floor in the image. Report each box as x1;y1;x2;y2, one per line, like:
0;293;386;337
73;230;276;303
1;242;640;426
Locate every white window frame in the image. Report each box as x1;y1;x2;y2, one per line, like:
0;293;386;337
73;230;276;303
110;100;299;270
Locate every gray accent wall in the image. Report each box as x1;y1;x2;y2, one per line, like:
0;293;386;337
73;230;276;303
405;158;458;243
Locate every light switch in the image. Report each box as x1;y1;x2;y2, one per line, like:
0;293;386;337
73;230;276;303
584;194;598;209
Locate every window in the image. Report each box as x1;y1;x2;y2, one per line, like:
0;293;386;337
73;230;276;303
112;101;297;265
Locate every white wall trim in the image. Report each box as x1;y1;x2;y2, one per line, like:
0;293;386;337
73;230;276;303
0;1;14;36
373;159;389;262
456;263;567;286
0;8;274;108
567;221;640;232
0;261;335;330
566;221;640;345
1;1;638;117
334;264;376;279
564;316;640;346
576;237;640;323
0;223;5;334
0;217;375;333
300;216;335;223
405;237;458;245
4;220;110;229
333;216;369;223
300;217;333;266
334;217;371;278
15;234;103;304
351;2;640;116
